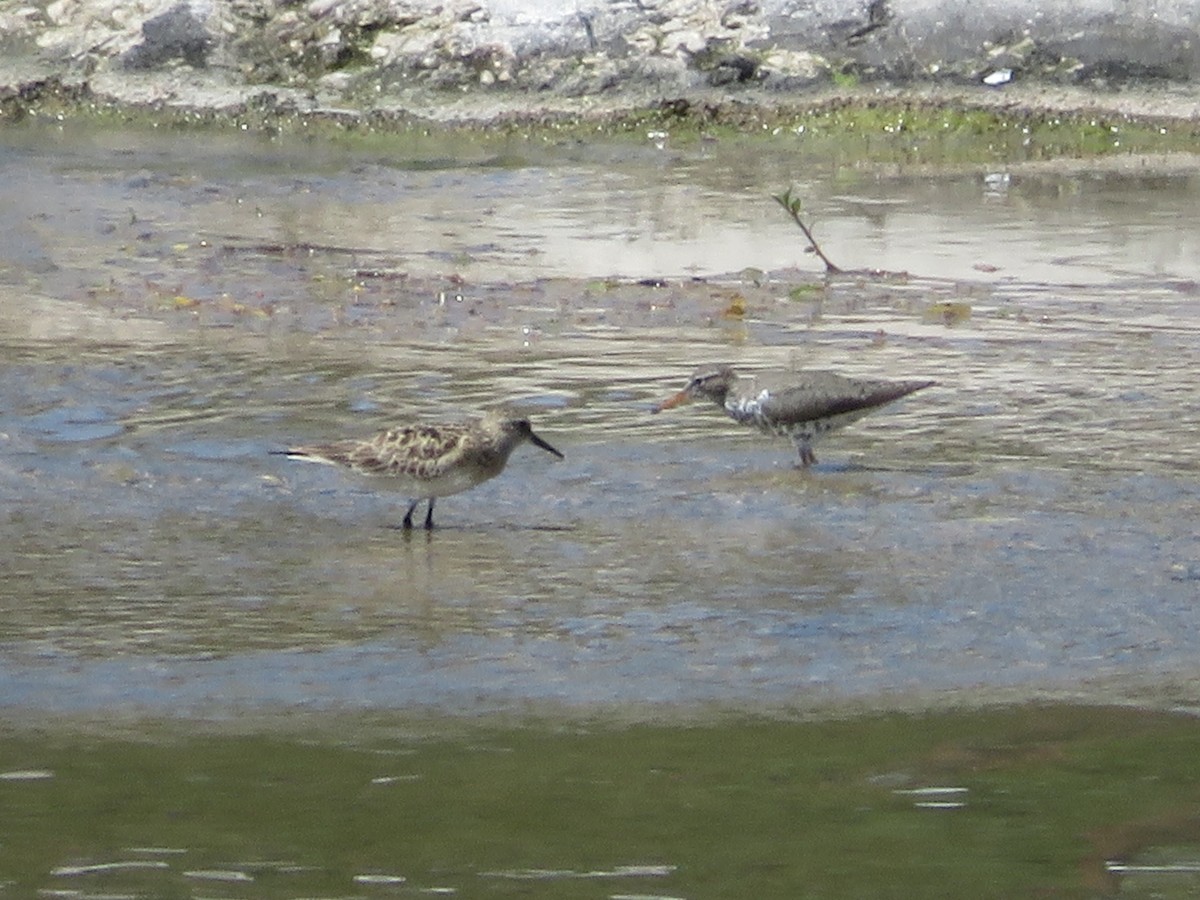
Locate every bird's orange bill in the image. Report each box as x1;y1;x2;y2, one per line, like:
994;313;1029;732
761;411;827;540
652;390;692;413
529;432;564;458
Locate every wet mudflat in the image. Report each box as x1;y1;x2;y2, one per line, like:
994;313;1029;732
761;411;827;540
1;117;1200;895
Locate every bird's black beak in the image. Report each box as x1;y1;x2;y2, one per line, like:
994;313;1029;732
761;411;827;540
529;430;564;459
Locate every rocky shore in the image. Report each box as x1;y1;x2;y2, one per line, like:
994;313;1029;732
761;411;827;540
3;0;1200;127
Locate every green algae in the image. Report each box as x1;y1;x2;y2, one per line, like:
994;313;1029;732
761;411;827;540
4;71;1200;170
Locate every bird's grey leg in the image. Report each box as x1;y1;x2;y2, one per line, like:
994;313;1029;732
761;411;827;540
402;499;421;529
424;498;436;530
797;441;817;468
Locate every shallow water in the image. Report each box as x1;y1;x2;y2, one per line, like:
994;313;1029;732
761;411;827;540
2;120;1199;718
2;117;1200;895
3;705;1200;898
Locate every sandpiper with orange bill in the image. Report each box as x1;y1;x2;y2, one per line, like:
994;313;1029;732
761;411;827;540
654;364;934;467
274;412;563;529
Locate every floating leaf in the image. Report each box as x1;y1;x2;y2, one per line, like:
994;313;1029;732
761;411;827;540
786;283;824;300
924;301;972;325
721;293;747;318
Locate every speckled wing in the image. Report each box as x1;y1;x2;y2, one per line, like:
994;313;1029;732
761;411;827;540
291;423;473;481
347;424;473;480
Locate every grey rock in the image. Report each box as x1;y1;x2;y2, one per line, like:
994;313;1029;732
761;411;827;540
3;0;1200;121
121;3;214;70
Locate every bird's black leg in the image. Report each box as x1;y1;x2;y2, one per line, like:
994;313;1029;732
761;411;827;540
424;498;436;530
402;499;420;529
797;442;817;468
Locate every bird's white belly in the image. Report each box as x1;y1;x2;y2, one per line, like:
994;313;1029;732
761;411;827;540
726;393;796;436
364;463;496;499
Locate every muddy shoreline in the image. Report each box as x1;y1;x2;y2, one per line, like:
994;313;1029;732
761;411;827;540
5;67;1200;137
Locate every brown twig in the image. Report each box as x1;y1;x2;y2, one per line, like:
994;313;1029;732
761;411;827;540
772;188;842;275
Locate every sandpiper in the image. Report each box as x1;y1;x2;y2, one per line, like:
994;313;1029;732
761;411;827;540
653;363;934;467
274;412;563;529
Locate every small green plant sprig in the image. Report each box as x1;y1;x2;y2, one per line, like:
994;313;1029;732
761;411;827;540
772;188;842;275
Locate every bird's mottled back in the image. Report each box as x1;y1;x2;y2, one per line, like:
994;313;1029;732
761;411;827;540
290;422;476;479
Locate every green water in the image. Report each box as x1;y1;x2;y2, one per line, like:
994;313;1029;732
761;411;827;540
3;704;1200;898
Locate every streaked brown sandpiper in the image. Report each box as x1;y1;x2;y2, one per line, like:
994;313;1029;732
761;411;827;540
653;363;934;467
275;412;563;529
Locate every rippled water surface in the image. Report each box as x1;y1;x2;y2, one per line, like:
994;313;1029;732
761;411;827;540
1;118;1200;896
3;120;1198;714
